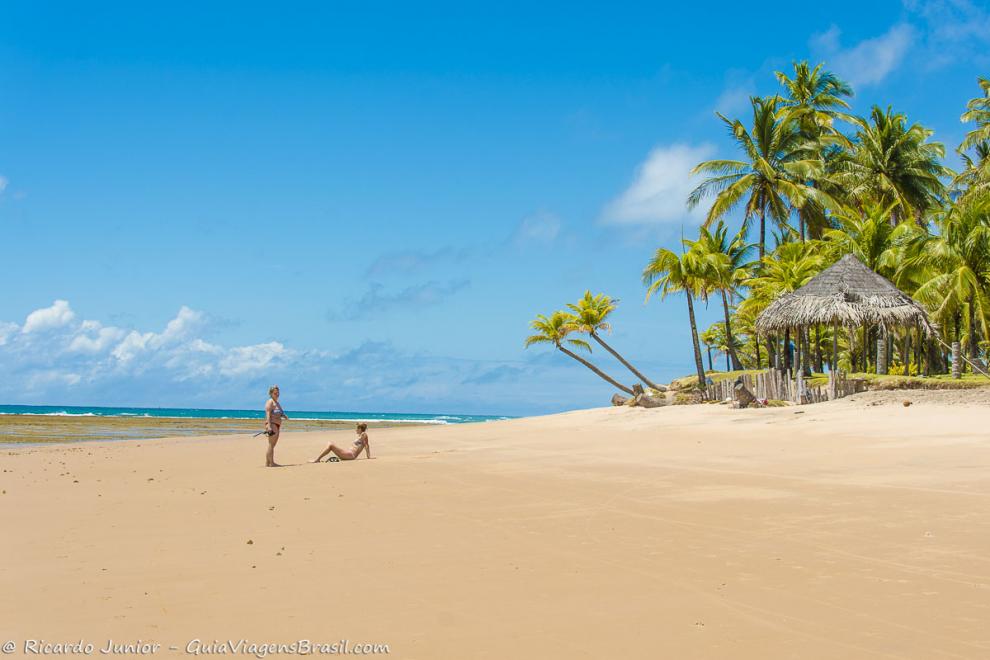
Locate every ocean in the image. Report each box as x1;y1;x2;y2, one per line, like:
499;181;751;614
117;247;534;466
0;404;508;424
0;405;511;444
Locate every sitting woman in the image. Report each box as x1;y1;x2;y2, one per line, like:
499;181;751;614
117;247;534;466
312;423;372;462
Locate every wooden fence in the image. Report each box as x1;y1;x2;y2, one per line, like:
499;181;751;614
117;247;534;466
702;370;867;405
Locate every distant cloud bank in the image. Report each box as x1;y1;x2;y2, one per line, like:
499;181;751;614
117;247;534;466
0;299;628;415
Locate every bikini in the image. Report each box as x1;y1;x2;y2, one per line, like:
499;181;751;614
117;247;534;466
268;400;286;432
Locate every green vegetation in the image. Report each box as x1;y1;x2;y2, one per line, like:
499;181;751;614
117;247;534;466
528;64;990;396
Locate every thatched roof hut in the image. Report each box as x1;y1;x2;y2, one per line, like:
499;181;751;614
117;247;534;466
755;254;935;335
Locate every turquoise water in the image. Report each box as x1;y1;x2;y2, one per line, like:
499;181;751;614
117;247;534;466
0;404;509;425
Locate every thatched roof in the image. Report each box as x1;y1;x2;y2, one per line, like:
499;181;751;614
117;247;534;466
755;254;935;335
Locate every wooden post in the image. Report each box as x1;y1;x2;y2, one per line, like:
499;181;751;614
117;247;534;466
832;321;839;373
876;334;888;375
791;326;804;374
903;332;911;377
815;324;823;373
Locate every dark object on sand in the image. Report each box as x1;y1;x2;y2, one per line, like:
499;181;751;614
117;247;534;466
611;393;628;406
327;456;340;462
903;400;912;407
733;377;757;409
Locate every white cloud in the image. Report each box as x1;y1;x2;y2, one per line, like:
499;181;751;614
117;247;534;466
512;211;562;247
219;342;286;376
811;23;915;88
160;306;203;343
0;321;18;346
111;330;156;364
0;176;8;194
22;300;76;334
67;321;126;354
111;306;203;363
601;143;716;226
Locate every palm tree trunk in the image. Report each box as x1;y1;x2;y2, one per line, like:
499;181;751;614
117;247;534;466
861;326;868;372
686;292;707;387
706;346;713;372
558;346;634;395
589;332;661;390
814;325;823;373
832;321;839;372
903;332;911;376
720;290;743;371
755;336;762;369
968;293;979;370
784;328;792;373
758;207;767;260
952;312;962;379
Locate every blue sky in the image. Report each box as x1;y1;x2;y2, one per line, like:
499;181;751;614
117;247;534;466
1;1;989;415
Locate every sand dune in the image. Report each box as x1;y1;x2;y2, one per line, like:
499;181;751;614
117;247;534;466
3;392;990;659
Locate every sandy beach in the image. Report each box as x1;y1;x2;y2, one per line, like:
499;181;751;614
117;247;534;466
4;391;990;659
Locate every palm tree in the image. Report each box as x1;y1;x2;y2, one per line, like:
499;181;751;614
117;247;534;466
702;321;737;371
901;198;990;373
956;77;990;199
959;77;990;158
775;61;854;240
643;247;707;387
567;291;662;390
730;300;761;368
688;95;835;259
699;326;718;371
954;141;990;200
525;311;634;395
687;220;753;370
837;106;950;223
821;202;908;278
775;61;854;133
745;242;826;370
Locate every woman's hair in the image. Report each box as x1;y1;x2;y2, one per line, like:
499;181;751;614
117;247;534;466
268;385;279;397
357;423;368;432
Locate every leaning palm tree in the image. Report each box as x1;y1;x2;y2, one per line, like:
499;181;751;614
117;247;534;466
687;220;753;370
643;247;707;387
688;95;836;259
837;106;950;223
525;311;634;395
567;291;661;390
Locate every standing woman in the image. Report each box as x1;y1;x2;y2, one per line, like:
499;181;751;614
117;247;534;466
264;385;288;467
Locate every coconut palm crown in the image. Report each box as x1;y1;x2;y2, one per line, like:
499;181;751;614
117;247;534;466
687;95;836;258
567;291;661;390
525;311;634;395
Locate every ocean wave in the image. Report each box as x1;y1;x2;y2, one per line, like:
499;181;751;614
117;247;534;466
297;416;451;424
0;411;98;417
